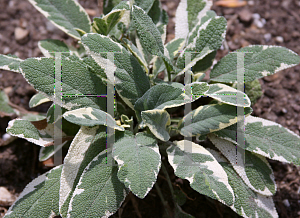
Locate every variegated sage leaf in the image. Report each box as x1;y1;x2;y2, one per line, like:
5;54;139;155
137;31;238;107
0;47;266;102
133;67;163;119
38;39;71;58
92;9;126;35
20;57;107;111
81;33;150;110
39;142;68;161
28;0;91;39
67;149;128;218
103;0;122;15
208;134;276;196
210;45;300;83
0;91;15;117
112;132;161;198
165;38;185;61
175;0;213;39
214;115;300;166
179;104;252;137
4;165;62;218
207;148;278;218
63;107;124;131
29;92;51;108
134;0;156;13
141;109;171;141
0;54;22;73
167;140;234;206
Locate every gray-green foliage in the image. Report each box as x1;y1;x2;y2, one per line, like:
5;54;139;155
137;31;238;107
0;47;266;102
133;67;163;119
2;0;300;217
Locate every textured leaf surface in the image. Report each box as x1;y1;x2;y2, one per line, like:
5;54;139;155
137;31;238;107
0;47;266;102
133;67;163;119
207;148;278;218
165;38;185;61
5;165;62;218
81;33;150;109
29;92;51;108
214;115;300;166
210;45;300;83
112;132;161;198
179;104;252;137
141;109;171;141
208;134;276;196
134;0;155;13
0;91;15;117
0;54;22;73
63;107;124;131
38;39;71;57
39;142;67;161
20;57;107;110
67;149;127;218
28;0;91;39
167;140;234;206
103;0;122;15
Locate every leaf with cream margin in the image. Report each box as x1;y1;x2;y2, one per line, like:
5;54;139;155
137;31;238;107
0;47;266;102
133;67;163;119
4;165;62;218
178;104;252;137
213;115;300;166
81;33;150;110
210;45;300;83
39;142;68;162
141;109;171;141
6;118;68;147
20;57;107;111
67;149;128;218
134;0;156;13
27;0;91;40
208;134;276;196
175;16;227;78
112;132;161;198
165;38;185;62
204;83;251;107
38;39;72;58
63;107;124;131
92;9;126;35
134;82;209;121
175;0;213;40
206;148;278;218
0;54;22;73
29;92;51;108
166;140;234;206
0;90;15;117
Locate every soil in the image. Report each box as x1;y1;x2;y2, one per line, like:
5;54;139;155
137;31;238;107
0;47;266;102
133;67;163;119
1;0;300;217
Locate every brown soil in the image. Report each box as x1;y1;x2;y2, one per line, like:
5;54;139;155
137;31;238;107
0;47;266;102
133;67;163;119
1;0;300;217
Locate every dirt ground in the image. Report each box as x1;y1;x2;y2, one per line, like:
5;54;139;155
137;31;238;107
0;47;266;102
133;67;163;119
1;0;300;217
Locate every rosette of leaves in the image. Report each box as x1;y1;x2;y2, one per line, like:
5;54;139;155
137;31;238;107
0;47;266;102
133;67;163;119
1;0;300;217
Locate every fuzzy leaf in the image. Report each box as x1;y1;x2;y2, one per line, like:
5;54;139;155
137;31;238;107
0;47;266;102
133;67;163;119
0;91;15;117
134;0;156;13
112;132;161;198
0;54;22;73
29;92;51;108
38;39;71;57
103;0;122;15
39;142;67;161
165;38;185;61
28;0;91;39
208;134;276;196
210;45;300;83
167;140;234;206
4;165;62;218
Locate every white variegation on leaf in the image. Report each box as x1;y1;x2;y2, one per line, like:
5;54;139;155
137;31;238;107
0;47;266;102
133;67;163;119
208;134;276;196
29;92;51;108
167;140;234;206
39;143;66;162
0;54;22;73
214;115;300;166
38;39;78;58
28;0;91;39
63;107;124;131
4;165;62;218
179;104;252;137
112;132;161;198
210;45;300;83
207;148;278;218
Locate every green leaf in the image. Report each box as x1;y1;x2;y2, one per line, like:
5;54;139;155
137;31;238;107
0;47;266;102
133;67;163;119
63;107;124;131
141;109;171;141
207;148;278;218
4;165;62;218
192;50;216;73
167;140;234;206
29;92;51;108
0;54;22;73
210;45;300;83
112;132;161;198
165;38;185;61
103;0;122;15
179;104;252;137
208;134;276;196
244;80;263;104
175;0;213;39
39;141;69;162
204;83;251;107
28;0;91;39
38;39;71;57
81;33;150;110
0;91;15;117
214;115;300;166
92;9;126;35
134;0;155;13
20;57;107;110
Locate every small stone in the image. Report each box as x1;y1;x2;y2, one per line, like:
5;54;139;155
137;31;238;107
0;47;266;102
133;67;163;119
282;199;290;207
254;19;264;28
238;9;252;23
3;47;10;54
292;104;300;112
0;187;15;206
264;89;276;98
85;8;97;17
281;108;287;114
248;0;254;5
14;27;29;44
46;21;56;32
252;13;261;20
264;33;272;42
275;36;284;43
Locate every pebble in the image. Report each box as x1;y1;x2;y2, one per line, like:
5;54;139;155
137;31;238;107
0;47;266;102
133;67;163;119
248;0;254;5
281;108;287;114
3;47;10;54
275;36;284;43
238;9;252;23
46;21;56;32
14;27;29;44
0;187;15;206
264;33;272;42
282;199;290;207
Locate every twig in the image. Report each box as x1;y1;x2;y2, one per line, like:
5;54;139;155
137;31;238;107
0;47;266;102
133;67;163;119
154;182;171;217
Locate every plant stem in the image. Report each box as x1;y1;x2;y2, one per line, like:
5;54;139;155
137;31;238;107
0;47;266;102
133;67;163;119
154;182;171;217
161;162;174;197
